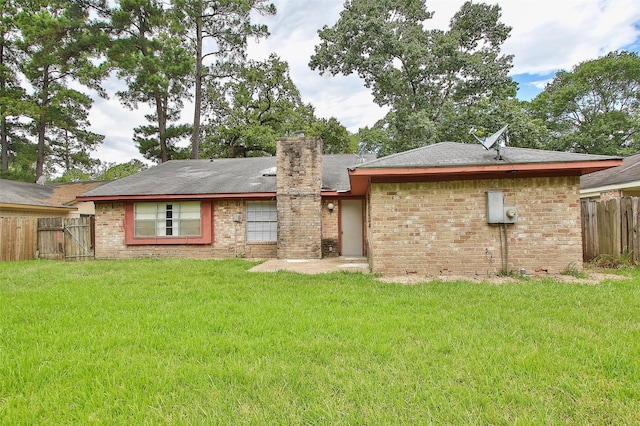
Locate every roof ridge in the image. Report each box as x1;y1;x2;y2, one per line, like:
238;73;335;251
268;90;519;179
355;142;452;168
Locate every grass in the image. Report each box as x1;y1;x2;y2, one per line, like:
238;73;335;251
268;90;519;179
1;259;639;424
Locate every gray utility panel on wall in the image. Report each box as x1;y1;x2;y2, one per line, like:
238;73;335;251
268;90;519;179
486;190;517;224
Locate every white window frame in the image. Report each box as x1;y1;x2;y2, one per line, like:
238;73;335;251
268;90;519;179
134;201;201;237
246;201;277;242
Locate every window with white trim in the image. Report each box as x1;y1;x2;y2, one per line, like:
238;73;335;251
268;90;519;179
134;201;201;237
246;201;277;242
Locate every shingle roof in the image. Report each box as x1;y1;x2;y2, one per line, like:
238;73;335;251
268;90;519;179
82;154;376;198
580;153;640;189
0;179;58;207
352;142;619;169
0;180;106;209
82;143;622;199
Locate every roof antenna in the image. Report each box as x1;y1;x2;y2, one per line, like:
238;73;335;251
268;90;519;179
470;125;509;160
357;142;366;163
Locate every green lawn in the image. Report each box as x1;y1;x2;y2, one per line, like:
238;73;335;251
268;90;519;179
1;259;639;424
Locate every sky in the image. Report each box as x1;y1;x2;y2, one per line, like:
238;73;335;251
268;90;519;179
89;0;640;166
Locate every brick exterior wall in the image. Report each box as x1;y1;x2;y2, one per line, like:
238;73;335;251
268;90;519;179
321;198;340;257
94;197;342;260
600;189;622;201
367;176;583;276
276;137;322;259
94;201;277;259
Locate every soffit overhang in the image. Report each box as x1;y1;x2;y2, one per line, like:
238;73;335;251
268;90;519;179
347;160;623;196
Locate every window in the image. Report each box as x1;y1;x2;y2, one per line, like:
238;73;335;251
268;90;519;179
246;201;277;242
134;202;201;237
125;201;212;245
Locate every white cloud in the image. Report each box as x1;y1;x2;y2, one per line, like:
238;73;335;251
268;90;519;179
500;0;640;74
89;90;152;165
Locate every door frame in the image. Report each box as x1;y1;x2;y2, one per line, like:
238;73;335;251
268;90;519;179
338;198;365;256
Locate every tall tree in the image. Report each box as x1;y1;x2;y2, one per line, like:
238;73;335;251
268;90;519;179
95;158;147;180
308;117;354;154
310;0;518;153
46;90;104;175
109;0;193;163
0;0;25;174
54;158;148;182
0;127;34;181
14;0;108;182
172;0;275;159
0;0;12;172
133;120;191;161
201;55;314;158
530;50;640;156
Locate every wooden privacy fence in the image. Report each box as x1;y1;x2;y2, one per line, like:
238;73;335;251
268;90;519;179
0;216;94;261
581;197;640;263
0;217;38;261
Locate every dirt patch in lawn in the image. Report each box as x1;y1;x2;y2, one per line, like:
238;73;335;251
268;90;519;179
250;258;627;285
377;271;628;285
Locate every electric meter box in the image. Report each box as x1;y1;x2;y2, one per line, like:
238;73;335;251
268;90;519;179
503;206;517;224
486;191;517;224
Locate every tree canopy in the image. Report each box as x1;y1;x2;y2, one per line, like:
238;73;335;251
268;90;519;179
200;54;352;158
0;0;356;182
310;0;522;154
172;0;276;159
12;0;108;181
108;0;194;163
53;158;148;182
530;50;640;156
3;0;637;183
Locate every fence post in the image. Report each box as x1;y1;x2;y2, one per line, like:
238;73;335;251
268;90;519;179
596;198;621;258
635;198;640;264
581;200;598;261
619;197;640;262
621;197;631;259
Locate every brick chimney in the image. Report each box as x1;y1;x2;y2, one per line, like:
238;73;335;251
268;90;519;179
276;135;322;259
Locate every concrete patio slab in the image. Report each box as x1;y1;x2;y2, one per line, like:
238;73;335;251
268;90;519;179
248;257;370;274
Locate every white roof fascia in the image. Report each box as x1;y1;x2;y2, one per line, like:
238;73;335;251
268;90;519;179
580;180;640;197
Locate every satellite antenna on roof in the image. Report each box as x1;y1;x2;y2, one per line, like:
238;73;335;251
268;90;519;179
469;124;509;160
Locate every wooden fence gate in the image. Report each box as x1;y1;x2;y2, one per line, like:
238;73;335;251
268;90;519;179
37;217;95;260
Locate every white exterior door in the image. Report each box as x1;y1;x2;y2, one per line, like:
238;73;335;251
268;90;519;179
341;200;363;256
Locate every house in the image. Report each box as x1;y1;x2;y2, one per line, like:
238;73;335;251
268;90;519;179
580;152;640;200
78;137;620;276
0;179;106;218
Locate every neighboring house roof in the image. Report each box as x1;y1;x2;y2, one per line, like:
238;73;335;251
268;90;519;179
0;179;107;211
80;154;376;200
580;152;640;195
